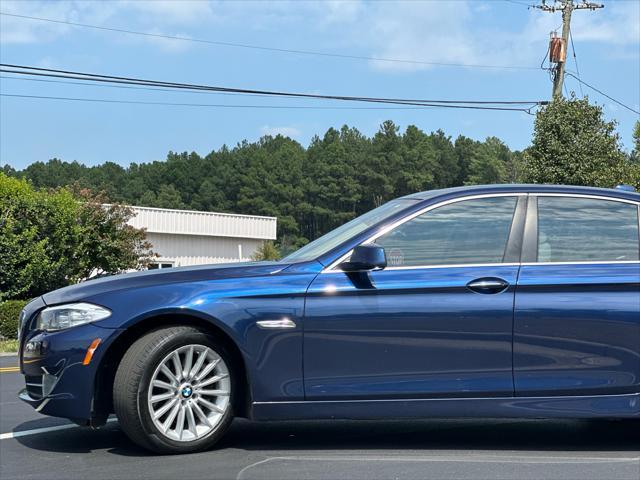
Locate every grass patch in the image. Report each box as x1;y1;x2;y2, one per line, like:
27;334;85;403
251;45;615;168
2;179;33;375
0;339;19;354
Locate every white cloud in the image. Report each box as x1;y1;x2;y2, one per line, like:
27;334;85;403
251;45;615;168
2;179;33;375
141;29;193;53
317;0;364;25
0;1;73;44
0;0;209;49
338;0;639;72
35;56;59;69
361;2;481;72
1;0;637;68
126;0;213;25
571;0;640;45
260;125;301;137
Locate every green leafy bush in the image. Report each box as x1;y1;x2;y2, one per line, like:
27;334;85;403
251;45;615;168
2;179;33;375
0;174;154;301
522;95;634;187
251;241;281;261
0;300;28;339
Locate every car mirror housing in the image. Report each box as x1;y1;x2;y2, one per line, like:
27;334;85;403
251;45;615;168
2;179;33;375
340;245;387;272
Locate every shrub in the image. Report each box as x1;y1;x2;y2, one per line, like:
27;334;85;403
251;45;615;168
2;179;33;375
522;95;632;187
0;300;28;339
0;174;154;301
251;241;281;261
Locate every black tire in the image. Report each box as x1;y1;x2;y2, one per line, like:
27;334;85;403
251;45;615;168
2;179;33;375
113;326;235;454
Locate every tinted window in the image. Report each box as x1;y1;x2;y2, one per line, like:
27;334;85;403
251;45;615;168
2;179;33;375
376;196;518;267
537;197;640;262
282;198;419;263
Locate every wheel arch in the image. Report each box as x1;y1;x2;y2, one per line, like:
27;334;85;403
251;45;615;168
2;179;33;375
92;311;252;423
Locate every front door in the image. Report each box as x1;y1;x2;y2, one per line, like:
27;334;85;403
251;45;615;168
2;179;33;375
303;195;525;399
514;195;640;396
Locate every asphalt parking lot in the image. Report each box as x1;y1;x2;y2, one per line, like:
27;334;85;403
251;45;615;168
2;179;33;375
1;354;639;480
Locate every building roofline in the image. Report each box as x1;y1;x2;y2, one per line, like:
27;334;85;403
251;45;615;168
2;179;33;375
105;204;277;221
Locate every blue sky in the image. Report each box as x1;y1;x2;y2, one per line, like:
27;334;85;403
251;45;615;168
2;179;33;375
1;0;638;170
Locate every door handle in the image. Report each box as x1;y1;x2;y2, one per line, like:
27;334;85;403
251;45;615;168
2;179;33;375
467;277;510;294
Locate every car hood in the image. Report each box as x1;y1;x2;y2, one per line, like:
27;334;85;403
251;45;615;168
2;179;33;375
42;261;288;306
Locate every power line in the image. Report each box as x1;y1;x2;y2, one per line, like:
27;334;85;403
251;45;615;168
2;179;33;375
503;0;536;8
568;27;584;97
564;72;639;115
0;64;546;110
0;93;537;112
0;11;540;71
0;75;281;99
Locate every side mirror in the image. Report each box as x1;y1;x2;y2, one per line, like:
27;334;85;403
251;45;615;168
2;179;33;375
340;245;387;272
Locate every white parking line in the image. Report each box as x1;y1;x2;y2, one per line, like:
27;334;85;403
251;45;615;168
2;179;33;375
236;455;640;478
0;418;117;440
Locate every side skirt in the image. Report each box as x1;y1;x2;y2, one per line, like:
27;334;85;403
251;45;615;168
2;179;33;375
251;393;640;421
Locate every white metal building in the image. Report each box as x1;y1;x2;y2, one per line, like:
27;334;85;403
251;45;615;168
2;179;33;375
127;205;277;268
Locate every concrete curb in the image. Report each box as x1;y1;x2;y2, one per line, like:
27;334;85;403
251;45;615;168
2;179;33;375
0;352;18;357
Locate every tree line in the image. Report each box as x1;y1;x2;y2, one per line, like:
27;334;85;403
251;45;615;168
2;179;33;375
2;121;525;252
3;96;639;256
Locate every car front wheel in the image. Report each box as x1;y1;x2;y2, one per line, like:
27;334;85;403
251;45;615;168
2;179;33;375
113;326;234;454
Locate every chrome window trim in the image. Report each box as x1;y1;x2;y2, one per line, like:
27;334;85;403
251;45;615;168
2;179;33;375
521;260;640;266
534;192;640;206
321;262;522;274
321;191;640;273
322;193;527;272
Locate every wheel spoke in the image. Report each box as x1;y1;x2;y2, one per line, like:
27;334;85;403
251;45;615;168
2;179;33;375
152;380;175;391
197;389;229;397
189;349;207;379
191;401;211;427
194;358;220;382
175;405;186;440
197;396;224;414
150;391;175;404
197;373;228;388
171;351;183;381
162;401;181;432
154;397;178;420
160;364;179;386
183;346;194;379
186;403;198;434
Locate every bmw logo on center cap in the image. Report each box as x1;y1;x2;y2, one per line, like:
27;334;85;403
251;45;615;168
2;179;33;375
181;386;193;398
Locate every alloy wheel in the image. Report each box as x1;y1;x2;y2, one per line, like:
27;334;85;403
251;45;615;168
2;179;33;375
147;344;231;442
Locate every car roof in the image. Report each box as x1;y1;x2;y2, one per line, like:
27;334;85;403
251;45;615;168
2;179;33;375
403;184;640;203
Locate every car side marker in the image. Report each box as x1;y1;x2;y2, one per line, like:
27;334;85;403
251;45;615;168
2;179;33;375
82;338;102;365
256;319;297;329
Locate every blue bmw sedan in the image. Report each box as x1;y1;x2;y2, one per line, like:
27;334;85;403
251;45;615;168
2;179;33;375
17;184;640;453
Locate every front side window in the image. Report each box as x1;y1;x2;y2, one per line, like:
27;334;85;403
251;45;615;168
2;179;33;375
375;196;518;267
281;198;420;263
537;197;640;263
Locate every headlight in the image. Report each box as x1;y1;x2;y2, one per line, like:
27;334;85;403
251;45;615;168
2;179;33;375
36;303;111;332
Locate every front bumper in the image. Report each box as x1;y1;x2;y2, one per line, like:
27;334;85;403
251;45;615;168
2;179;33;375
18;322;120;423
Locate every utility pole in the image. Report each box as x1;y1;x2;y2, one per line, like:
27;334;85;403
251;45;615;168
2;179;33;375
534;0;603;98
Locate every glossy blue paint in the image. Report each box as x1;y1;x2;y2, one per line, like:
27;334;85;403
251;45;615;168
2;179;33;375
304;265;518;399
84;271;318;401
19;323;122;421
252;393;640;420
514;263;640;395
17;184;640;425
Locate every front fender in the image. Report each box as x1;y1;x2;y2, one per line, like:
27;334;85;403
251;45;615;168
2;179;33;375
83;273;316;401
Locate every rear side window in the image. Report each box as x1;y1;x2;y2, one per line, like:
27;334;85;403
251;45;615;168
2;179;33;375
537;197;640;263
376;196;518;267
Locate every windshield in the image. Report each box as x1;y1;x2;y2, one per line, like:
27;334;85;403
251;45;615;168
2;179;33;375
282;198;419;263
